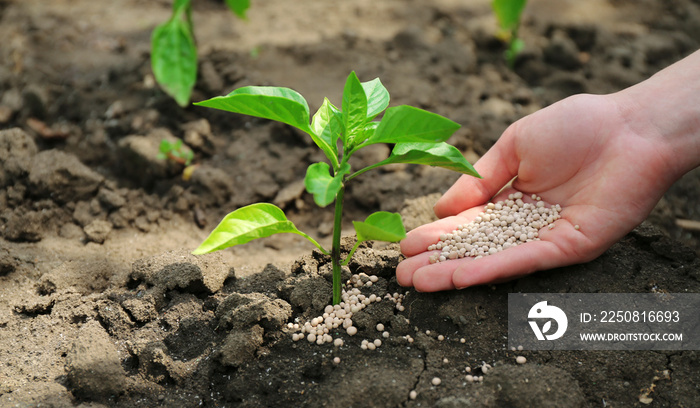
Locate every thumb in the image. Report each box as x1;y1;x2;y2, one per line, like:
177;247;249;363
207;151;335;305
434;125;521;218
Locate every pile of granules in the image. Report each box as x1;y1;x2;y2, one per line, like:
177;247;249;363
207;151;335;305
428;191;562;263
289;272;407;346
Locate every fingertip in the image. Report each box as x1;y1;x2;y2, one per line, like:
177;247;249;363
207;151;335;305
396;255;423;287
399;235;418;258
395;262;412;287
434;131;521;219
433;176;482;219
399;219;450;257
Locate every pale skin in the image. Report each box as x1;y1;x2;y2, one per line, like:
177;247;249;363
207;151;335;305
397;50;700;292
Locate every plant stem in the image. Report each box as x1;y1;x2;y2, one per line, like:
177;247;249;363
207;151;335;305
331;185;345;305
166;152;188;165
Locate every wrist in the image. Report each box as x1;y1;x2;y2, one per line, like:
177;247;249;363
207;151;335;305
610;50;700;180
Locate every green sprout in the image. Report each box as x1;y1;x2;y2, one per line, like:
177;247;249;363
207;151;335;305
491;0;527;68
192;72;480;305
151;0;250;107
157;139;194;166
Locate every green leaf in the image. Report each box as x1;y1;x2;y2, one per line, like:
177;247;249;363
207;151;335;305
348;142;481;181
304;162;350;207
354;121;379;146
385;143;480;176
362;78;390;120
192;203;325;254
353;212;407;243
151;13;197;107
363;105;461;146
311;98;342;155
343;211;407;265
196;87;339;169
195;86;312;132
505;37;525;68
492;0;527;31
173;0;191;13
511;38;525;54
362;122;379;142
179;148;194;165
225;0;250;19
342;72;368;144
159;139;173;153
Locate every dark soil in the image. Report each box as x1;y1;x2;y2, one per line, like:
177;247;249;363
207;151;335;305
1;0;700;406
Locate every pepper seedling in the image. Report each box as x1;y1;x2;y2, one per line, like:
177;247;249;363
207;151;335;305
192;72;480;304
492;0;527;68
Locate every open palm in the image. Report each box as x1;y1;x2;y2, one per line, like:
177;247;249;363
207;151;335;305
397;93;677;291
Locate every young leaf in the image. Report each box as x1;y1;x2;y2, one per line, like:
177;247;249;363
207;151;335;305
304;162;350;207
362;78;390;119
362;105;460;146
151;12;197;107
349;142;481;180
353;121;379;147
342;72;368;144
506;38;525;67
192;203;326;254
195;87;338;167
159;139;173;154
353;212;407;243
195;86;312;132
225;0;250;19
311;98;342;155
342;211;407;265
384;143;480;176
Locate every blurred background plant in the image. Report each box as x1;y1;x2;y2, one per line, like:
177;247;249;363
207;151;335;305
157;139;194;166
151;0;250;106
491;0;527;68
157;138;200;180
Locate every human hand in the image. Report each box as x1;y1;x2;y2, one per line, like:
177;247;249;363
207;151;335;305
397;93;679;291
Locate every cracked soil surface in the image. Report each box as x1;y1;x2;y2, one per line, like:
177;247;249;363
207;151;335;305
1;0;700;406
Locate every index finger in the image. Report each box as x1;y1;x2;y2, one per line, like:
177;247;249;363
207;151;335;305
434;124;521;218
399;206;486;257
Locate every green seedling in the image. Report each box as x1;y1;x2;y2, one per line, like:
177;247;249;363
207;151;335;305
491;0;527;68
157;139;194;166
192;72;480;304
151;0;250;106
158;139;199;181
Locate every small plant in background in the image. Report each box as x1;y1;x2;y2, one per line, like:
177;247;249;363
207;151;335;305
157;139;200;180
491;0;527;68
151;0;250;107
157;139;194;166
192;72;480;304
